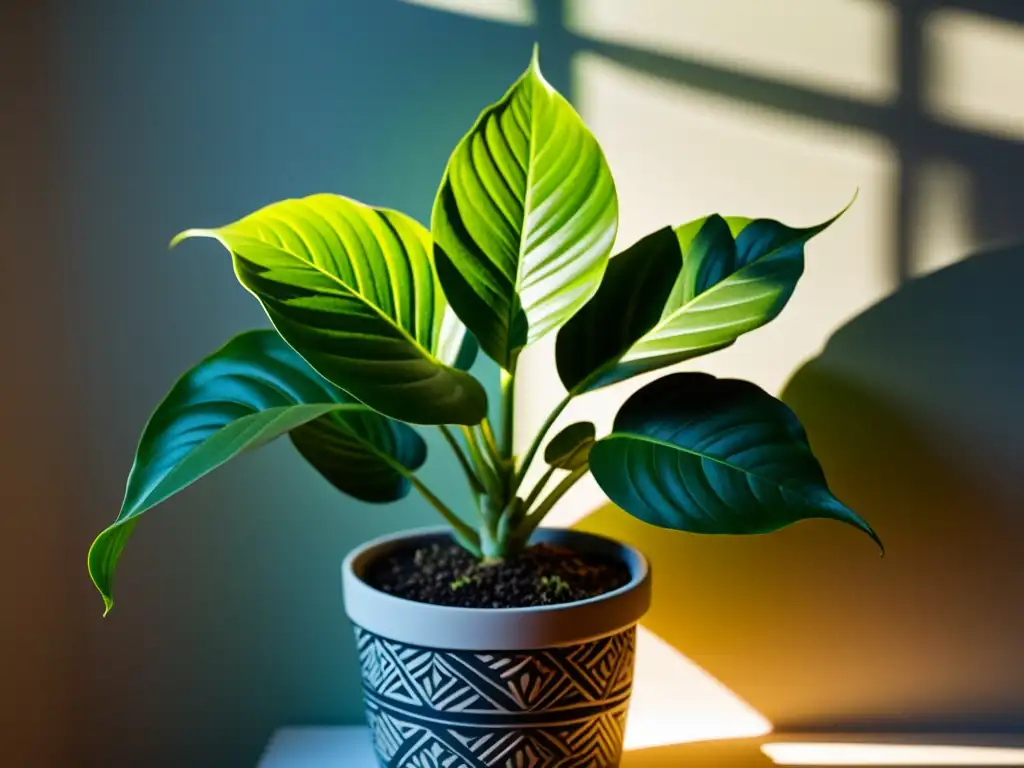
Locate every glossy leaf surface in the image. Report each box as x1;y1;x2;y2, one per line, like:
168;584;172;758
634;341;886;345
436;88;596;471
432;50;618;370
89;330;426;613
589;373;880;548
544;421;596;470
557;206;848;393
173;194;485;425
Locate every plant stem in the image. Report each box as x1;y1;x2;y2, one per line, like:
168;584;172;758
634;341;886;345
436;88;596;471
522;465;556;511
515;465;589;540
500;367;515;460
511;392;572;494
438;425;484;496
460;425;501;500
479;418;502;468
407;474;482;555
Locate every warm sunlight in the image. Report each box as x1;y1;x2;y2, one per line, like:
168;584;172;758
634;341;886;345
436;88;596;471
763;742;1024;766
626;626;771;750
925;9;1024;141
565;0;896;103
398;0;534;26
398;0;1019;755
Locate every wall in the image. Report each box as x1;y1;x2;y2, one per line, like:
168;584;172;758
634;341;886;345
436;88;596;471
514;0;1024;742
0;2;82;766
46;1;543;766
3;0;1024;765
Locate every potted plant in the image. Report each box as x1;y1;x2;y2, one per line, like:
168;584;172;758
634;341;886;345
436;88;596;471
90;49;881;768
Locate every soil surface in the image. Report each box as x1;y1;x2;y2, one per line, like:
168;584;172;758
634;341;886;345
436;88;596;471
365;541;632;608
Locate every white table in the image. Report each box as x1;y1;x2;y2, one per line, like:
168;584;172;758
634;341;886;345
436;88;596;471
259;727;376;767
259;727;1024;767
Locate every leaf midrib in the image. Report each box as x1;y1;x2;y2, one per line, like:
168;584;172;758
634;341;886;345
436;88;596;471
511;67;540;357
186;225;447;368
573;228;803;393
600;432;809;492
123;402;370;522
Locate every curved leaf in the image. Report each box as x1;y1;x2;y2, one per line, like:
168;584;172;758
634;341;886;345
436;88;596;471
544;421;596;470
89;330;426;614
557;203;850;393
432;48;618;371
172;194;486;425
589;372;881;548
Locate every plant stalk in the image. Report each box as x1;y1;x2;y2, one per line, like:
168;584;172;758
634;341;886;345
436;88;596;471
500;367;515;461
511;392;572;494
438;425;484;496
522;465;556;512
406;475;482;556
516;465;589;540
479;419;503;469
460;426;502;501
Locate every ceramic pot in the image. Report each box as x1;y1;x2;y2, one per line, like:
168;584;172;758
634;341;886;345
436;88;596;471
342;527;652;768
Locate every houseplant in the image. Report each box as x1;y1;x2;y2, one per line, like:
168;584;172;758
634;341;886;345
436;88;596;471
90;49;880;767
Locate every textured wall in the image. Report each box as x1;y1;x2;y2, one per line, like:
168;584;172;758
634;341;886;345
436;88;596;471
0;2;82;766
48;1;540;765
3;1;1024;766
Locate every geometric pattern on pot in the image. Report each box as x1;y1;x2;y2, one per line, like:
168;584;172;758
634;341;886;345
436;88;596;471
355;626;636;767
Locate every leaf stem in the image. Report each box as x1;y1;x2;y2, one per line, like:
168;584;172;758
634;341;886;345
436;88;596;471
522;465;556;512
438;425;484;496
407;474;481;555
480;418;502;468
460;425;501;500
500;367;515;460
512;392;572;494
516;465;589;540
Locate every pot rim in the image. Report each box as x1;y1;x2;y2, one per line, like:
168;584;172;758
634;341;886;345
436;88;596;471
342;525;651;650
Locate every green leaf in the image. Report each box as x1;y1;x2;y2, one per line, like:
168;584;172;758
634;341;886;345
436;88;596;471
172;194;486;425
544;421;596;470
88;330;426;614
557;203;850;393
431;48;618;371
589;372;881;549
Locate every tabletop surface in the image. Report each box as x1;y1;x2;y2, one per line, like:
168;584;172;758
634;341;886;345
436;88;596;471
259;727;1024;767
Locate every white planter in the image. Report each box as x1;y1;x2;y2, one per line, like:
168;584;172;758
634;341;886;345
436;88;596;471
342;526;652;767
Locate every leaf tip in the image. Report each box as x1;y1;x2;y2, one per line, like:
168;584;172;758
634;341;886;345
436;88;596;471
530;42;541;71
169;228;218;251
101;594;115;617
854;516;884;557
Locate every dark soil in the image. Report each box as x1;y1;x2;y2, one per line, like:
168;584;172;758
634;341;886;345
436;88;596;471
365;541;632;608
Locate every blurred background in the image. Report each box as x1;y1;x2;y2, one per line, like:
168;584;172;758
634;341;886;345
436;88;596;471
2;0;1022;766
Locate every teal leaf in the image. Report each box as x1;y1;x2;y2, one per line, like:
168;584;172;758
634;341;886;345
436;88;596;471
544;421;596;470
589;372;881;549
432;48;618;371
89;330;426;614
556;203;851;393
172;194;487;425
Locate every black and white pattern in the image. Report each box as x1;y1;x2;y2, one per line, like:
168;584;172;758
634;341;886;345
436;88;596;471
354;625;637;767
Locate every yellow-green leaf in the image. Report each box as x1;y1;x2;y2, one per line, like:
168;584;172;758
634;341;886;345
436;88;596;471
173;195;486;425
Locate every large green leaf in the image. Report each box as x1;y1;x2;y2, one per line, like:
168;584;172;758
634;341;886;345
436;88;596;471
589;372;881;548
88;330;426;614
431;49;618;371
557;205;848;393
172;194;485;425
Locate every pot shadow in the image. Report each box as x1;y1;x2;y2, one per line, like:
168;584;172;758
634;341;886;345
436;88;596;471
579;244;1024;735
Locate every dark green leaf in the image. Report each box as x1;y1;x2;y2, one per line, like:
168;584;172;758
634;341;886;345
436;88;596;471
544;421;596;470
589;372;881;549
88;330;426;614
432;48;618;371
556;204;850;393
172;194;486;425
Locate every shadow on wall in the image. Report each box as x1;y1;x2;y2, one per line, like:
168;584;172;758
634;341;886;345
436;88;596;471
579;245;1024;732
